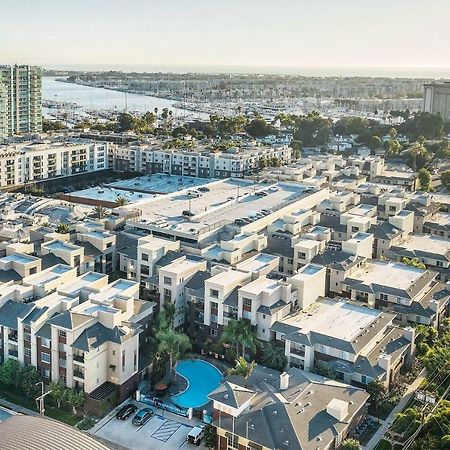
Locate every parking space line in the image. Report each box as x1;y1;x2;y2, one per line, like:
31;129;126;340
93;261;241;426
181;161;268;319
151;419;182;442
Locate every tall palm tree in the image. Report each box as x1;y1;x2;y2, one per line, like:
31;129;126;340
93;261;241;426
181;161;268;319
156;328;191;380
94;205;107;219
163;302;176;328
228;357;256;387
262;342;287;372
221;319;257;360
114;195;129;207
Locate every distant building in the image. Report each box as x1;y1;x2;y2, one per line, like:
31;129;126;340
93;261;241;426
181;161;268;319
423;82;450;120
0;65;42;138
0;139;109;187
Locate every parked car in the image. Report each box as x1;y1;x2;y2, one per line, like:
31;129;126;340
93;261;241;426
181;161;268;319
187;190;201;197
187;426;205;446
182;210;195;217
198;187;210;192
131;408;154;426
116;403;137;420
234;219;247;226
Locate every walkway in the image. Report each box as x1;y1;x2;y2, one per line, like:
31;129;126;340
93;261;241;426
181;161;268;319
364;368;426;450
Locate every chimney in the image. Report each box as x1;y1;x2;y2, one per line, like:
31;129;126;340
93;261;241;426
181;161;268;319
279;372;290;390
326;399;348;421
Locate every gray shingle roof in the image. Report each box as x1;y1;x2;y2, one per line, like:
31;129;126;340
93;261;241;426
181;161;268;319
72;323;128;351
0;300;34;329
46;311;92;330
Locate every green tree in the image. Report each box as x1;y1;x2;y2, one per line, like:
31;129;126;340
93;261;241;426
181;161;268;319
19;365;41;398
0;359;21;387
117;112;135;132
368;135;382;152
114;195;129;207
262;342;287;372
290;140;302;159
56;223;70;234
162;302;176;328
293;111;331;147
401;256;426;269
388;127;398;140
204;424;217;449
49;381;68;408
341;438;361;450
156;328;191;379
403;144;431;171
66;390;85;414
221;318;257;359
94;205;107;219
228;357;256;387
367;380;387;414
418;168;432;191
441;170;450;190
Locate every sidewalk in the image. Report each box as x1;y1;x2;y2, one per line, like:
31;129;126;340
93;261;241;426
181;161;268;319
0;398;40;417
364;368;426;450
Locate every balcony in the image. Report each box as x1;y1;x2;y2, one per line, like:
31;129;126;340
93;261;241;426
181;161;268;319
73;353;85;363
8;333;18;343
290;347;305;358
73;370;85;379
8;349;18;358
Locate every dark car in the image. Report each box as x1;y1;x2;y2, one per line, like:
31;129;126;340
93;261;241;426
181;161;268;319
116;403;137;420
132;408;154;426
198;187;210;192
182;210;195;217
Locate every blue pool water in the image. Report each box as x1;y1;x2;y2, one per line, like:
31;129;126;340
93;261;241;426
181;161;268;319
171;360;223;409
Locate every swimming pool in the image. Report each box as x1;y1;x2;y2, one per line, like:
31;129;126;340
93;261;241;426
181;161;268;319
171;359;223;409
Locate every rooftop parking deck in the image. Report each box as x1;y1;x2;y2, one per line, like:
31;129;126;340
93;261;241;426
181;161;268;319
125;179;319;239
108;174;213;194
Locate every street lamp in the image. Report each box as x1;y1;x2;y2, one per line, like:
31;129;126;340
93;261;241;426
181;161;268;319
35;381;52;416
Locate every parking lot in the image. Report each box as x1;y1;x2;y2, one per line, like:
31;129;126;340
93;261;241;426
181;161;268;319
90;401;206;450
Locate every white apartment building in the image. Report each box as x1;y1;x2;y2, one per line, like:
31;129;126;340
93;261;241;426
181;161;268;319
0;140;109;187
0;272;154;401
157;255;207;328
111;144;292;179
273;298;415;388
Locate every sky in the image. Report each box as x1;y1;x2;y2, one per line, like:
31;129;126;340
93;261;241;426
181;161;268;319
2;0;450;74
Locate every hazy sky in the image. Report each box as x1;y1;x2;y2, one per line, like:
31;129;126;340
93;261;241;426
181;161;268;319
2;0;450;71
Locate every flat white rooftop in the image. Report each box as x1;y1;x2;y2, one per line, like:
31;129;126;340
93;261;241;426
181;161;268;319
24;264;73;286
71;186;155;204
235;253;278;273
350;260;425;290
281;298;380;341
397;234;450;255
207;269;249;287
90;279;136;302
239;276;280;296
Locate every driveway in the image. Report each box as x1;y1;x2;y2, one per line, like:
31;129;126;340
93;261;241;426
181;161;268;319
90;401;206;450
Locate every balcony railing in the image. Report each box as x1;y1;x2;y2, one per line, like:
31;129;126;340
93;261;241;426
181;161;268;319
73;370;84;379
73;354;84;363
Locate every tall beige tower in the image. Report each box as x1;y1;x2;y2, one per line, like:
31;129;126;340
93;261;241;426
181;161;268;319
423;82;450;121
0;65;42;138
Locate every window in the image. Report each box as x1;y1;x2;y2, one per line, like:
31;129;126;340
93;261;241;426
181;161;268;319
122;350;126;372
436;261;444;267
210;289;219;298
140;265;150;276
361;375;368;384
25;348;31;358
141;253;149;261
58;330;66;338
134;349;137;371
41;338;51;348
380;293;388;301
243;298;252;312
41;352;51;364
227;434;239;450
351;226;359;232
297;252;306;259
164;276;172;286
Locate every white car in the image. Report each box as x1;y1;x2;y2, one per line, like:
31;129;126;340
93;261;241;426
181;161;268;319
187;426;204;446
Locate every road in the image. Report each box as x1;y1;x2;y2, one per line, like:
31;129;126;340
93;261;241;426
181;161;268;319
364;368;426;450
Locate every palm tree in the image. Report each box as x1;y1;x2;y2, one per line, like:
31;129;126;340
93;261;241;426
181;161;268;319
94;205;107;219
114;195;129;207
163;302;176;328
156;328;191;380
228;357;256;387
56;223;70;234
262;342;287;372
221;319;257;360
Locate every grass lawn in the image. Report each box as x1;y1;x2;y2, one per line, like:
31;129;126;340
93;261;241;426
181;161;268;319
0;383;79;426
